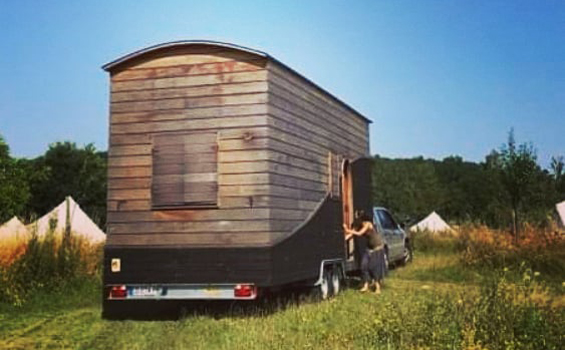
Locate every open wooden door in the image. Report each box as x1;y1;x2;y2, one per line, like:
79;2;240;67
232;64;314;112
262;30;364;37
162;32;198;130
341;157;373;267
350;157;373;219
341;160;354;261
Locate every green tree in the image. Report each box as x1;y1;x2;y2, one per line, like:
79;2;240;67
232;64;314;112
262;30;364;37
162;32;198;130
434;156;503;226
373;156;445;223
497;129;542;242
27;142;107;228
550;156;565;201
0;135;30;222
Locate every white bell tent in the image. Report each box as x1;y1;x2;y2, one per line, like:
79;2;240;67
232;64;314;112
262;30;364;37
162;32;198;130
31;196;106;243
0;216;29;240
556;201;565;229
410;211;452;234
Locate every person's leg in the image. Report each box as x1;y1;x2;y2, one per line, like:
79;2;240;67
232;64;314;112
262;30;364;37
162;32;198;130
374;280;381;294
368;251;379;292
360;250;370;292
374;249;385;294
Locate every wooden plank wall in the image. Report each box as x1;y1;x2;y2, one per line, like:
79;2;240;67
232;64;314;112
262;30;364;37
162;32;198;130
106;45;370;248
266;61;370;235
107;47;291;247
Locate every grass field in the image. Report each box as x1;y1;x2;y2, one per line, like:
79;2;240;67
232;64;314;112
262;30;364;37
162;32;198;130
0;230;563;349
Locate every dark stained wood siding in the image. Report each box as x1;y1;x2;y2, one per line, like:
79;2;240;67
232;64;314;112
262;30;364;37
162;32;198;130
265;61;370;236
106;43;371;249
107;46;274;247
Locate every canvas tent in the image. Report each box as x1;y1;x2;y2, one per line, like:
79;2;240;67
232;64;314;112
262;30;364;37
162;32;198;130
31;196;106;243
0;217;29;240
410;211;452;233
556;201;565;229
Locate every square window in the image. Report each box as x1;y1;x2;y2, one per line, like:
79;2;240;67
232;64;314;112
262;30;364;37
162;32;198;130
151;132;218;209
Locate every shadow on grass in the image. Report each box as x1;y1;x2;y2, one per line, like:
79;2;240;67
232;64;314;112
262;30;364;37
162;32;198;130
398;263;480;284
102;285;339;321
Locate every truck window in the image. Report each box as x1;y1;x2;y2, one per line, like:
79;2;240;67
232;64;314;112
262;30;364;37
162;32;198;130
151;132;218;208
376;209;397;230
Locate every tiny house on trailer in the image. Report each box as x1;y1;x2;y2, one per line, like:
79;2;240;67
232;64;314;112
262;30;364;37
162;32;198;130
102;41;372;315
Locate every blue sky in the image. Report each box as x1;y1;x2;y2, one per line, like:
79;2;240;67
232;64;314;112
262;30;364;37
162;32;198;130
1;0;563;166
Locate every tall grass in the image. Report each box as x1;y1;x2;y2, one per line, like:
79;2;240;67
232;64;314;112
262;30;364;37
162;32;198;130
0;226;102;306
400;226;564;349
413;225;564;285
1;224;562;349
365;269;562;349
456;225;565;290
0;236;28;267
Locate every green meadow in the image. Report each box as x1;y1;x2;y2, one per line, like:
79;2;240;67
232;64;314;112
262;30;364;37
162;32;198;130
1;229;563;350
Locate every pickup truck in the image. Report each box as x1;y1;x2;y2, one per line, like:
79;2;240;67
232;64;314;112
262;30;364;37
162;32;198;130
373;207;412;268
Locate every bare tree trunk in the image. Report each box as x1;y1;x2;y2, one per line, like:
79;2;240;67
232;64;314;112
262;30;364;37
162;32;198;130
512;208;519;245
65;196;71;239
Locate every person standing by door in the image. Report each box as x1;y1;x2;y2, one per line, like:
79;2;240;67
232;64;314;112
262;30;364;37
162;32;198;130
343;211;386;294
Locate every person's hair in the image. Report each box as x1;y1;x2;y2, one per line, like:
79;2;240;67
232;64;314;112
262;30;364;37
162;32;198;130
357;210;372;222
352;210;371;229
352;216;363;230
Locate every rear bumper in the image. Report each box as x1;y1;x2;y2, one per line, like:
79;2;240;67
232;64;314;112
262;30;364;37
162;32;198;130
105;283;257;300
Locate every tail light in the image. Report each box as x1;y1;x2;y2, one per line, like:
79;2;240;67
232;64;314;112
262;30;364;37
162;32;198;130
109;285;127;299
234;284;256;298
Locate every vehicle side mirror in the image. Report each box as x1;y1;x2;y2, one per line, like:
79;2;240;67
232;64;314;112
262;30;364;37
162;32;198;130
401;220;410;230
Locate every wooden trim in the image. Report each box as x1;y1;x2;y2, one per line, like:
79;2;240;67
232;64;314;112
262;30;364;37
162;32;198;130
111;104;269;125
112;70;268;92
111;59;266;82
111;81;268;103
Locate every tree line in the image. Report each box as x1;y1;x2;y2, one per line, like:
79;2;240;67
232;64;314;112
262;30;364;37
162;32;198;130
0;135;107;229
1;130;563;240
373;130;564;239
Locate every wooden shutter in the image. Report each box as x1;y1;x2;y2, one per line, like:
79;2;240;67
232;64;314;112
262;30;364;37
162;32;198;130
152;132;218;208
183;132;217;206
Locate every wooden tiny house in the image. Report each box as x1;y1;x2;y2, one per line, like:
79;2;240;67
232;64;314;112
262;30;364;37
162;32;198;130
102;41;372;313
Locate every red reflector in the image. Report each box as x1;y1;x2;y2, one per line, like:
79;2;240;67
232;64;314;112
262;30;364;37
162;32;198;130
234;284;256;298
110;285;127;299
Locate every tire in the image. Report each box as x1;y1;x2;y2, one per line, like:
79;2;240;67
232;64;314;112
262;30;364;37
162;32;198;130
313;268;331;300
402;241;413;265
330;266;342;297
383;248;390;272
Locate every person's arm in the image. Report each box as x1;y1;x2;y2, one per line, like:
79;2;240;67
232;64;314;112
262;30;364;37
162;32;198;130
343;221;372;239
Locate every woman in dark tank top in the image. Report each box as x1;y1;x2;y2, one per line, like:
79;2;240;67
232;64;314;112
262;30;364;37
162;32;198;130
344;211;386;294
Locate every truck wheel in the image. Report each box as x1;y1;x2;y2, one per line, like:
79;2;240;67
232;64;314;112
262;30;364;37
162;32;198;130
383;248;390;272
330;266;342;297
402;242;413;265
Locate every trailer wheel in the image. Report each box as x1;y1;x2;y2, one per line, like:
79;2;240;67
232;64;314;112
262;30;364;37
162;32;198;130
330;266;342;297
313;268;331;300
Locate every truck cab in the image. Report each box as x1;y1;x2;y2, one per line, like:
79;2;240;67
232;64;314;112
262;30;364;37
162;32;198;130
373;207;412;266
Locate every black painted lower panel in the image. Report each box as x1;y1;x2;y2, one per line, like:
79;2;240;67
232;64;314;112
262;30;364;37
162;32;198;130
104;246;273;286
104;196;347;289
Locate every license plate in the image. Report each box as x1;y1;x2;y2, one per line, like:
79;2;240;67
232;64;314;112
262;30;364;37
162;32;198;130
204;287;221;296
130;286;162;297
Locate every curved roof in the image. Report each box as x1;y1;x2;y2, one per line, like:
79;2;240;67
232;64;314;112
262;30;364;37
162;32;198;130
102;40;268;71
103;40;371;124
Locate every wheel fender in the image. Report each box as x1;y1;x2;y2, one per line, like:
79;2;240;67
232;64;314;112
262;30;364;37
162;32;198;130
314;259;345;286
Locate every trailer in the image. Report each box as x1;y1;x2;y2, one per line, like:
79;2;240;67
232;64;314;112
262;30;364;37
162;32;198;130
102;41;372;316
